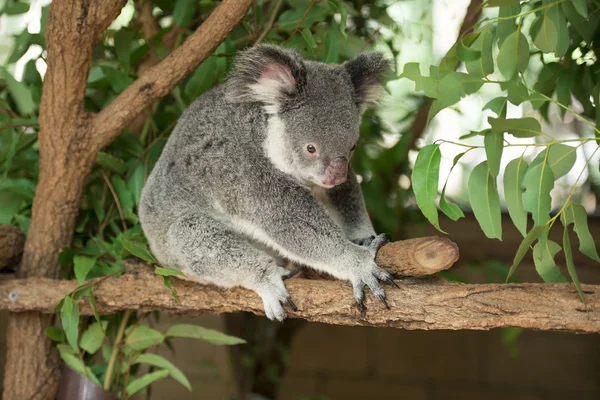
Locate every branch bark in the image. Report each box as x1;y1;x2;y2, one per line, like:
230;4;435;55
93;0;254;151
3;1;253;399
1;261;598;334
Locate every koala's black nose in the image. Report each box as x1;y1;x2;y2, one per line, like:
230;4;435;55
322;157;348;187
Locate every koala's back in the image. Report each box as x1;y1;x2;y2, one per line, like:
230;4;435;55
139;86;268;254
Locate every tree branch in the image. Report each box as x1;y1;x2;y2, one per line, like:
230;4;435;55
1;260;598;334
92;0;254;151
0;225;24;270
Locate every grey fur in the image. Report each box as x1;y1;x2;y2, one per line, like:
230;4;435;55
139;45;392;321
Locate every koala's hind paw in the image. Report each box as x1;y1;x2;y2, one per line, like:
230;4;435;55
256;281;297;322
352;262;395;317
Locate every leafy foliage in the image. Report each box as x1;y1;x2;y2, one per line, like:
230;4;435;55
402;0;600;286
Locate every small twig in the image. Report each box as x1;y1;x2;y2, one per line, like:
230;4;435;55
282;0;317;46
103;310;132;390
255;0;284;44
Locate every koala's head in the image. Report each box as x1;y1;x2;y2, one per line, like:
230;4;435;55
225;45;390;188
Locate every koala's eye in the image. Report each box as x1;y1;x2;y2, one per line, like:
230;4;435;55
351;144;356;151
307;144;316;154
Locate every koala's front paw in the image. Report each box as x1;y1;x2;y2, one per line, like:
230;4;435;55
350;261;397;317
352;233;391;258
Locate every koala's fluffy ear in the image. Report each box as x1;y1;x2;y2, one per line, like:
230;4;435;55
225;44;307;111
344;52;391;110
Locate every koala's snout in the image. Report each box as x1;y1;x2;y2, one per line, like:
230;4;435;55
322;157;348;187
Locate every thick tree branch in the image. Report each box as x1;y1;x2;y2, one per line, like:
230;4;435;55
1;261;598;334
93;0;254;150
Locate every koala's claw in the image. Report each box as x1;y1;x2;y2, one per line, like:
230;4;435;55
353;233;391;258
284;297;298;312
356;299;367;317
384;277;400;289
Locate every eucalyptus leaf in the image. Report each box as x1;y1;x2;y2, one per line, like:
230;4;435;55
532;240;566;282
467;161;502;240
506;225;546;282
504;157;529;237
483;97;507;118
73;256;97;285
496;4;521;47
563;227;586;303
522;161;554;227
122;238;157;264
125;325;164;352
488;117;541;138
61;296;80;352
126;369;170;395
97;152;127;174
439;189;464;221
497;31;529;79
412;144;442;231
133;353;191;391
484;131;503;177
562;203;600;262
544;0;569;57
533;14;558;53
166;324;246;345
529;144;577;180
80;321;108;355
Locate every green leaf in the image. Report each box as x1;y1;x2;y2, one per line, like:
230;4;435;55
533;240;566;282
411;144;442;231
126;369;170;395
45;326;65;343
562;203;600;262
80;321;108;355
428;72;483;121
323;25;340;63
545;0;569;57
0;178;36;201
173;0;196;26
572;0;588;17
110;176;138;224
522;161;554;227
505;80;529;106
439;189;464;221
328;0;348;39
467;161;502;240
496;4;520;47
529;144;576;180
277;6;328;31
162;276;181;303
125;325;164;352
483;97;507;118
301;28;317;48
484;131;503;177
0;67;35;115
4;2;29;14
488;117;541;138
96;152;127;174
486;0;520;6
74;256;97;285
533;14;558;53
561;1;593;43
504;157;529;237
61;296;80;352
127;163;145;206
133;353;191;391
155;266;184;277
506;225;546;282
497;31;529;79
399;63;437;98
563;227;586;303
166;324;246;345
456;35;481;61
122;238;157;264
114;29;135;74
465;30;493;77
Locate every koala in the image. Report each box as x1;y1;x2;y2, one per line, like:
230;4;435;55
139;44;395;321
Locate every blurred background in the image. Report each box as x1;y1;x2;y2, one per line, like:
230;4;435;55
0;0;599;399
